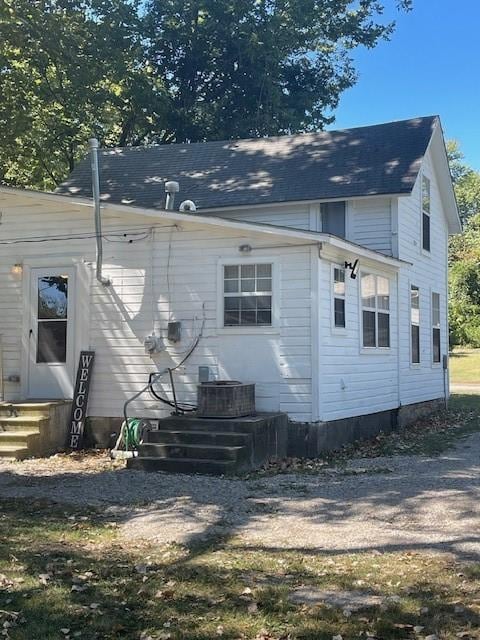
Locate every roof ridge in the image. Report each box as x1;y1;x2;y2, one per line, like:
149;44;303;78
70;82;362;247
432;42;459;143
96;115;439;154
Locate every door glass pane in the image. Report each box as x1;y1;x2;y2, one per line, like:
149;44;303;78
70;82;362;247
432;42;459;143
38;276;68;319
37;321;67;363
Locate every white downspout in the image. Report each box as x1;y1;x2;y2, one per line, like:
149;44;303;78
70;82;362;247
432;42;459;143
89;138;111;286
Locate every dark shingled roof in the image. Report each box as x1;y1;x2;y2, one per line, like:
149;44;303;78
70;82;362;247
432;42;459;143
56;116;438;211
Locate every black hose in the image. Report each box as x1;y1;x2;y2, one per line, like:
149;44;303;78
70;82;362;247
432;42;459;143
121;320;204;433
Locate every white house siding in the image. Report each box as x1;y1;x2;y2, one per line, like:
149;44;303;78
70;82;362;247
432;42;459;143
210;203;311;230
349;198;392;255
317;256;399;422
397;146;449;405
0;193;314;422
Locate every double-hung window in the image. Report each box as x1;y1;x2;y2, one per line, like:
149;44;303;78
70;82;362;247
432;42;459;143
411;285;420;364
223;263;272;326
432;292;441;363
361;273;390;348
422;175;431;252
333;266;346;329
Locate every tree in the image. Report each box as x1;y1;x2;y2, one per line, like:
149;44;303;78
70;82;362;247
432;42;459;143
145;0;412;143
447;141;480;347
0;0;411;189
0;0;167;190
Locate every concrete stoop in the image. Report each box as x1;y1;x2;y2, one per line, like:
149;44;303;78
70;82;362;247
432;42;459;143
0;401;72;460
127;412;288;475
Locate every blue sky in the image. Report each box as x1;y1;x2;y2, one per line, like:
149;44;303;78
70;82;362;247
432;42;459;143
330;0;480;170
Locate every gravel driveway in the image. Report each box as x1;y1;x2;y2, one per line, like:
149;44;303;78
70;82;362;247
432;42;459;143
1;431;479;560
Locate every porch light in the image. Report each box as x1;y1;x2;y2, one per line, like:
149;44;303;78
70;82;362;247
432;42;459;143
11;264;23;275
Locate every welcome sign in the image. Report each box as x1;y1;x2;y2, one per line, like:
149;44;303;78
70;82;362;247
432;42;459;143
67;351;95;450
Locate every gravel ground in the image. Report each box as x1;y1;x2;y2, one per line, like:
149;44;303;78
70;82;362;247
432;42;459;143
1;433;479;560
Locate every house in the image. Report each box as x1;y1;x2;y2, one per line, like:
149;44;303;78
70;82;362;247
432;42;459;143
0;116;461;469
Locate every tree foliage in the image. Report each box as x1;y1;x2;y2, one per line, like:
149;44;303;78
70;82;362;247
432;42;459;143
0;0;166;189
447;141;480;347
0;0;411;189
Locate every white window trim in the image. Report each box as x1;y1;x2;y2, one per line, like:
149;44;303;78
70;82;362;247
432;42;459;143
331;263;347;334
359;271;391;353
421;172;431;256
216;257;280;334
410;284;421;367
431;289;441;367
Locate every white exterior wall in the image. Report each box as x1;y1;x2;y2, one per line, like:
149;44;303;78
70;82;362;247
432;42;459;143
397;146;449;405
212;203;311;230
213;197;393;257
348;198;392;256
0;194;314;422
317;254;399;422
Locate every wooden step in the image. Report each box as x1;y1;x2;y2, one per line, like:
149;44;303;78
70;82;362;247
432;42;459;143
138;442;249;462
0;416;49;430
127;456;238;476
146;429;252;447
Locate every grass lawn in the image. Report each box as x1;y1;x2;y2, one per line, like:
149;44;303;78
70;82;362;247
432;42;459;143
449;348;480;384
0;499;479;640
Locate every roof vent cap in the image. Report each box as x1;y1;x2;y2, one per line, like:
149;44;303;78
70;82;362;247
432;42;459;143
165;180;180;210
179;199;197;213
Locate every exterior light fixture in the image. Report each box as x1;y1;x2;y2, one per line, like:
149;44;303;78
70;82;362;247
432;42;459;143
238;244;252;253
11;264;23;275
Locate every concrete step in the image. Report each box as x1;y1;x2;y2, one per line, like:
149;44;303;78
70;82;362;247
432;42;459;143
0;444;30;460
0;416;49;431
127;456;237;476
146;429;252;447
137;442;248;462
0;430;40;447
0;402;56;417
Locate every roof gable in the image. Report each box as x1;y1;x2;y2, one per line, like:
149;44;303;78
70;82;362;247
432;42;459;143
56;116;439;211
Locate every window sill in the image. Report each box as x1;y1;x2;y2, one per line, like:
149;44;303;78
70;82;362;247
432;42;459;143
217;326;280;336
332;327;347;335
360;347;391;354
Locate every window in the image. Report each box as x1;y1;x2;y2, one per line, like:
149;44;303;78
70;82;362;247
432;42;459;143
333;266;346;329
223;263;272;326
422;175;431;252
411;285;420;364
321;201;346;238
361;273;390;348
432;292;441;363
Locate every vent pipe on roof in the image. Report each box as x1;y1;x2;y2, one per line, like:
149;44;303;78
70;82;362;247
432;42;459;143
89;138;111;286
165;181;180;210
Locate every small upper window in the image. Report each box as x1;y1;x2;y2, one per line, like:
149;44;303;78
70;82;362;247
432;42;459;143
422;175;431;252
361;273;390;349
432;292;441;363
223;263;272;326
333;266;346;329
411;285;420;364
321;201;346;238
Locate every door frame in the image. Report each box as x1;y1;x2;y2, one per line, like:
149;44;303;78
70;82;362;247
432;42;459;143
20;255;91;400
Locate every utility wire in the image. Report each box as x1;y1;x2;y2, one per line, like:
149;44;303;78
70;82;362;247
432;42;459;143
0;224;177;245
